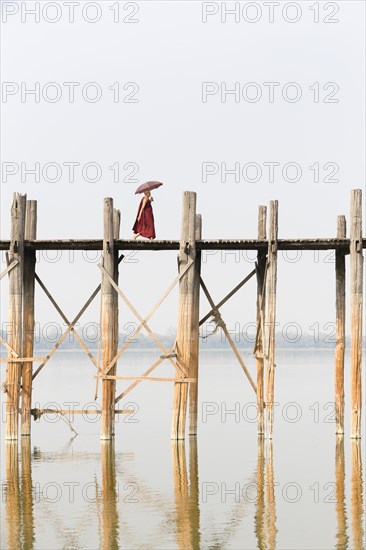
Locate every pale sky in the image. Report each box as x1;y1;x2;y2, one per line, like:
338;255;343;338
0;1;365;341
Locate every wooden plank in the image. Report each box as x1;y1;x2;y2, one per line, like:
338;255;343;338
30;408;134;415
6;193;26;440
0;260;18;281
21;200;37;436
99;375;195;382
1;357;45;363
335;215;346;435
350;189;363;439
171;192;197;440
199;268;256;326
2;238;366;252
189;214;202;435
200;277;257;393
101;198;117;440
256;205;267;435
265;201;278;439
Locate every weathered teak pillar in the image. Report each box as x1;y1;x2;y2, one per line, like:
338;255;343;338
21;200;37;436
188;214;202;436
265;201;278;439
349;189;363;439
6;193;26;440
171;191;197;440
256;205;267;435
101;198;118;440
335;215;346;435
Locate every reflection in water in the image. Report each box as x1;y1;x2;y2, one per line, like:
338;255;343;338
172;440;200;550
351;440;364;550
255;436;265;550
6;442;21;550
189;438;201;550
101;441;119;550
335;435;348;550
5;440;35;550
21;438;35;550
254;437;277;550
265;439;277;550
2;433;364;549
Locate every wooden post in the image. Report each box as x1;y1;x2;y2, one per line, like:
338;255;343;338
256;206;267;435
171;192;197;440
21;200;37;436
350;189;363;439
265;201;278;439
189;214;202;435
6;193;26;440
101;198;117;440
335;215;346;435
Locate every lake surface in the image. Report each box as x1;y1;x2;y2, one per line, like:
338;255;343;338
1;350;364;549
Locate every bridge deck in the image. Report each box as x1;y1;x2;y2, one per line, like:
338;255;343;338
1;238;365;251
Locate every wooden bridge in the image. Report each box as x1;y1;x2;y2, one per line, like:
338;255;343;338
1;190;364;440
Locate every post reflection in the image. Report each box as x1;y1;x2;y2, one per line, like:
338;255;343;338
101;441;119;550
351;440;364;550
171;439;200;550
255;436;265;550
335;435;348;550
6;442;21;550
254;437;278;550
21;437;35;550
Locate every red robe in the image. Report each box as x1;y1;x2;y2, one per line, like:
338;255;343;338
132;197;156;239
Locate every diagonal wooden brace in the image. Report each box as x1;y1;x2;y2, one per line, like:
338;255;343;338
32;279;101;380
99;261;194;377
200;277;257;394
0;259;19;281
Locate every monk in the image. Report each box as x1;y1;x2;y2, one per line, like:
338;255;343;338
132;190;156;240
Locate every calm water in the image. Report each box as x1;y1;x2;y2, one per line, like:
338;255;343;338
1;350;364;549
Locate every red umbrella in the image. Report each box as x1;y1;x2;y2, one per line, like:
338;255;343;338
134;181;163;194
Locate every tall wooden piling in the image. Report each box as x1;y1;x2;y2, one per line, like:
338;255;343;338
335;215;346;435
256;206;267;435
349;189;363;439
21;200;37;436
101;198;118;440
171;192;197;440
6;193;26;440
265;201;278;439
189;214;202;435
